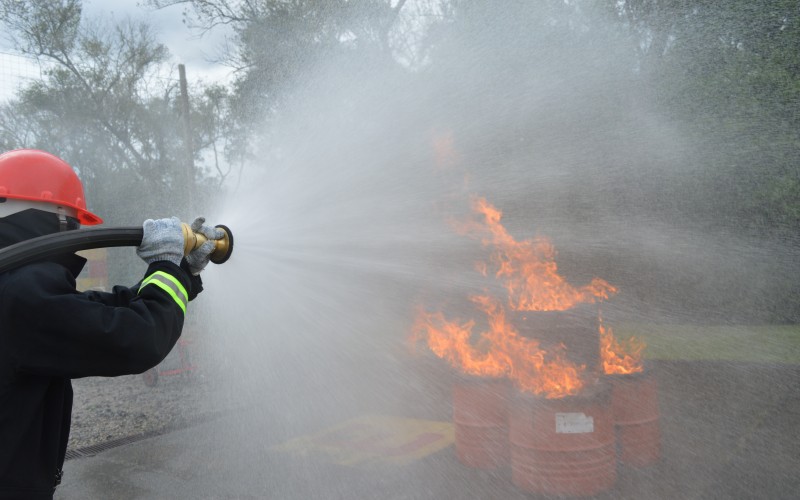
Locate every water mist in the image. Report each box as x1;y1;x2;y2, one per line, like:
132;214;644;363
177;6;799;498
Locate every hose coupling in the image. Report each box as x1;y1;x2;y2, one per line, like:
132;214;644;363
180;222;234;264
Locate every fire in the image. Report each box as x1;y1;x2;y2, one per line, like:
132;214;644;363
413;193;635;397
599;319;645;374
413;296;584;398
469;197;617;311
412;307;509;378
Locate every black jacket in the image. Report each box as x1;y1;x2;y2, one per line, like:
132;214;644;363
0;211;198;499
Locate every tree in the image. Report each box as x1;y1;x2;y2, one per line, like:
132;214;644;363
0;0;231;221
611;0;800;234
147;1;416;151
0;0;172;218
191;83;247;192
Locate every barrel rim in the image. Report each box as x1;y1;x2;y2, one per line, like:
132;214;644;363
511;379;611;403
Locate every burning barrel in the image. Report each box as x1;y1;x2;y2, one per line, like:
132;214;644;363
509;381;616;497
510;303;602;381
452;377;511;469
609;368;661;467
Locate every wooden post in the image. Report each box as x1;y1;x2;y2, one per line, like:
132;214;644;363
178;64;195;214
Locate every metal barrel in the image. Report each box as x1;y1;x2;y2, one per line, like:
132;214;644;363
509;381;617;497
609;369;661;467
452;377;511;470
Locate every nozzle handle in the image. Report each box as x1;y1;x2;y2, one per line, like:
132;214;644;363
180;222;234;264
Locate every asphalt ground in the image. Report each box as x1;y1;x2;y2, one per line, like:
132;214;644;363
55;359;800;499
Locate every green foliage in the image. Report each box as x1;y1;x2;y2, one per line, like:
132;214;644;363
0;0;82;56
615;323;800;364
0;1;235;223
149;0;412;131
616;0;800;236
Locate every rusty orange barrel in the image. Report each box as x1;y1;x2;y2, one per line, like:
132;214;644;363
509;382;616;497
452;377;510;469
609;369;660;467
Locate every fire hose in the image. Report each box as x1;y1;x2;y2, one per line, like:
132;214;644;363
0;221;234;274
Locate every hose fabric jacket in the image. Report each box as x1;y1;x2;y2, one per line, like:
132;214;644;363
0;254;192;499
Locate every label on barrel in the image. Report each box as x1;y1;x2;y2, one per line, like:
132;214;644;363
555;412;594;433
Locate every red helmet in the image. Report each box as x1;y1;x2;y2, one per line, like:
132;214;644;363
0;149;102;225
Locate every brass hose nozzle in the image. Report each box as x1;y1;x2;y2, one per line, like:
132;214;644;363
181;222;234;264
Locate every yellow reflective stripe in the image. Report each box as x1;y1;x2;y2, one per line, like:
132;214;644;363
138;271;188;314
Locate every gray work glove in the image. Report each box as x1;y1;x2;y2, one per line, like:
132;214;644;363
185;216;224;275
137;217;184;266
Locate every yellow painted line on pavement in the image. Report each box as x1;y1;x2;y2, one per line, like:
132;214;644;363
271;414;454;467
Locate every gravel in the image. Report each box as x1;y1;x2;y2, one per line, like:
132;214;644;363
68;345;227;451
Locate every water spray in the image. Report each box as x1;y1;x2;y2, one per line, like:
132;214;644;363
0;221;234;274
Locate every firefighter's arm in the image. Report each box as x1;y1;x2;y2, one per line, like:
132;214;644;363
84;259;202;306
8;261;191;379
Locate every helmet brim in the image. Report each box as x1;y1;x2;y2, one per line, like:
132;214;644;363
77;208;103;225
0;193;103;225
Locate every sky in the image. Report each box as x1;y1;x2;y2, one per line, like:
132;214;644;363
0;0;233;101
84;0;234;80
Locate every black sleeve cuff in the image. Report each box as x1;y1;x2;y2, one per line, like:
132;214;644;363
143;260;198;301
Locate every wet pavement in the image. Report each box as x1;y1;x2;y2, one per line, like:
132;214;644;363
56;360;800;499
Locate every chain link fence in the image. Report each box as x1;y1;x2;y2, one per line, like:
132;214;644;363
0;50;47;102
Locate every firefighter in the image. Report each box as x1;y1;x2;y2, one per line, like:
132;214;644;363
0;149;221;499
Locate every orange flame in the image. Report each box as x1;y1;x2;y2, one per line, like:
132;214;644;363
411;308;509;378
469;197;617;311
413;194;634;397
599;319;645;374
413;296;584;398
